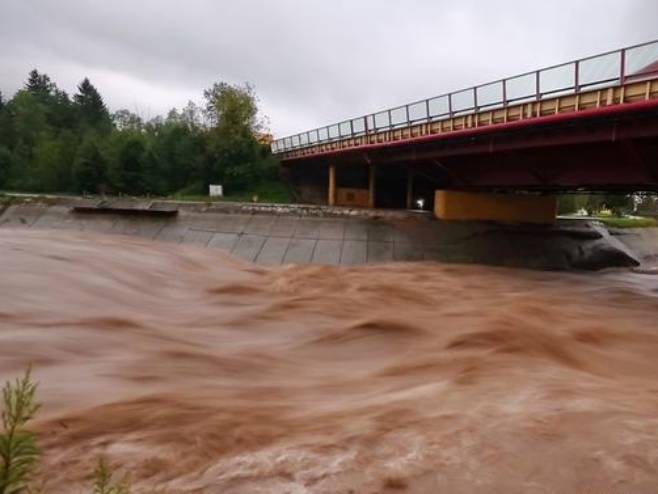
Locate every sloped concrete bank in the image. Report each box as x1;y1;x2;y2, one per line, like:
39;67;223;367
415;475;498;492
0;195;650;270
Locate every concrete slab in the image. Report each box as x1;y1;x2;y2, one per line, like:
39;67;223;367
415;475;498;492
103;199;151;209
181;229;214;247
312;239;342;265
343;221;369;240
392;222;426;244
155;223;189;244
340;240;367;265
367;241;394;264
283;238;316;264
207;232;239;252
317;220;345;240
393;242;424;262
0;205;44;228
206;214;250;234
243;215;274;235
424;244;472;264
110;218;166;239
0;199;642;271
30;206;70;230
256;237;290;265
294;219;322;239
232;234;266;262
74;214;119;234
367;223;395;242
180;212;240;233
270;216;299;237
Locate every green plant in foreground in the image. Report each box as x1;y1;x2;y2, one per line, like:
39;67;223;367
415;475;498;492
93;458;130;494
0;367;40;494
0;369;133;494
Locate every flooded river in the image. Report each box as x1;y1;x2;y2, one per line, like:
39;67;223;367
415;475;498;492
1;229;658;493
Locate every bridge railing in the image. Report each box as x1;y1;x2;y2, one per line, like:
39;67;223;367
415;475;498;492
272;39;658;154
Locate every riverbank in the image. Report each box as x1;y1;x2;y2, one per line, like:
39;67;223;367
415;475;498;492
0;194;655;270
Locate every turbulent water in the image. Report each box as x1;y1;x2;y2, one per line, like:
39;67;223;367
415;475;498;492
2;229;658;493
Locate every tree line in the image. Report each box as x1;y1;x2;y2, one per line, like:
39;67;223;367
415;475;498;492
0;70;278;197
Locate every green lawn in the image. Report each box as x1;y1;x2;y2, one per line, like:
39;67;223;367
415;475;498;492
595;216;658;228
170;181;293;204
2;181;294;205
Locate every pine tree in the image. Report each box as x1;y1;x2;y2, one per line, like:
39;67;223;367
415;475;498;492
25;69;54;96
74;78;112;132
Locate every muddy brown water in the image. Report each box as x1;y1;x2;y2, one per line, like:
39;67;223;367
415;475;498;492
1;229;658;493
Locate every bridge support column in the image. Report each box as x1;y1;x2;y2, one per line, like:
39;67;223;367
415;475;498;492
368;164;376;208
434;190;557;225
328;164;336;206
406;170;414;209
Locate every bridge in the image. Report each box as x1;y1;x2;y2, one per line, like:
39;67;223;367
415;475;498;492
272;40;658;223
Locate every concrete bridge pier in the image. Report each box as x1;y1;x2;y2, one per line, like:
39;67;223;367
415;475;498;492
326;162;422;210
434;190;558;225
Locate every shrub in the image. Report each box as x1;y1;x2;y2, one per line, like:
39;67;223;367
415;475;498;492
0;367;40;494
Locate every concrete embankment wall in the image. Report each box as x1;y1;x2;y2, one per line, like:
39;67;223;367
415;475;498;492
0;196;650;270
609;227;658;265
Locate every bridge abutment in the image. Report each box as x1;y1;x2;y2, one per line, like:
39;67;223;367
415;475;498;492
434;190;557;224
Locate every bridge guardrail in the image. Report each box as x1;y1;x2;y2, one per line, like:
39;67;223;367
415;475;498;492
272;39;658;155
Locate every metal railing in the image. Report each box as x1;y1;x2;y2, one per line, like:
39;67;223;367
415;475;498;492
272;39;658;154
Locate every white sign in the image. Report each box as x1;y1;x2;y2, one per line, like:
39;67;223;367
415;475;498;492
209;185;223;197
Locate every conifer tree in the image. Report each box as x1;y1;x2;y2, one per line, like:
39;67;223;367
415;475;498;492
25;69;54;96
74;78;112;132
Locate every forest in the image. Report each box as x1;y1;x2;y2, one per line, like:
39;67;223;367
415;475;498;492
0;70;281;199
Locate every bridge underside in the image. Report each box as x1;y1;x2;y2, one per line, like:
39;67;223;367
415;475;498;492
283;101;658;215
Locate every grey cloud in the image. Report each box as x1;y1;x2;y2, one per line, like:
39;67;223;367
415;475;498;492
1;0;656;136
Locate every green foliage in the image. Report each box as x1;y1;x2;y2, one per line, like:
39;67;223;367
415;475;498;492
603;194;632;216
0;69;282;200
596;216;658;228
558;194;634;217
112;110;143;132
0;147;13;188
73;135;108;194
0;370;149;493
7;91;49;152
92;458;130;494
25;70;55;97
109;133;146;195
557;194;577;215
148;116;206;193
222;179;292;203
203;82;272;190
172;179;292;204
74;79;112;133
0;368;40;494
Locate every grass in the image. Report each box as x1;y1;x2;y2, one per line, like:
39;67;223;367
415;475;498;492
170;180;293;204
1;180;294;205
594;216;658;228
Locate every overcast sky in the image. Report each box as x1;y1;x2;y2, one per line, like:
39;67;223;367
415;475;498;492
1;0;657;137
